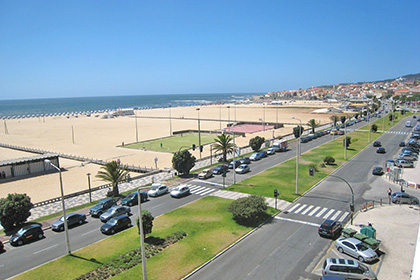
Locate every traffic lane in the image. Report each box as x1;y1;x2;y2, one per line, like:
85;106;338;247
189;216;330;280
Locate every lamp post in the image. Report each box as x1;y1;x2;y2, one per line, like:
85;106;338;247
327;175;355;225
169;105;172;136
219;105;222;130
344;122;347;160
292;117;301;194
137;188;148;280
197;108;201;159
135;114;139;143
263;104;265;131
227;106;231;128
87;173;92;203
368;106;371;142
45;159;71;255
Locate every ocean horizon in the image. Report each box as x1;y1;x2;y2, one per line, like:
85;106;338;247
0;92;259;117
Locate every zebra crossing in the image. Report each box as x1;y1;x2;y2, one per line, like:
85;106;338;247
285;203;349;222
386;131;409;135
170;184;217;196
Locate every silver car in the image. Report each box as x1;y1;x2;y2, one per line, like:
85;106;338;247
147;183;169;197
170;184;190;198
396;159;414;168
391;192;419;204
99;206;131;223
335;238;378;263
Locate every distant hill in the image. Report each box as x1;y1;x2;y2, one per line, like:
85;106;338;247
318;73;420;88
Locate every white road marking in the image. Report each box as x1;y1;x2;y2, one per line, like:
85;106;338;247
338;212;350;222
81;228;99;236
274;216;319;227
294;204;307;214
323;209;335;219
199;189;216;196
315;207;328;218
308;206;320;216
330;210;342;220
301;205;314;215
34;244;58;255
288;203;301;212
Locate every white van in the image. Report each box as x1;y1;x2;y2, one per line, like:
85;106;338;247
406;121;412;127
322;258;377;280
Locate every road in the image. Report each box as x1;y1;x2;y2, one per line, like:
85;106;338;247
0;113;398;279
189;115;416;279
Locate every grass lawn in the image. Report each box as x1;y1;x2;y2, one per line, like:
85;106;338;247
13;197;277;280
124;133;220;153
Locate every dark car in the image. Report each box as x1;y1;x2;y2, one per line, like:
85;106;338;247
100;215;132;235
213;164;228;175
239;157;251;164
120;192;148;206
257;150;268;158
89;198;117;217
399;141;406;147
318;219;342;238
9;224;44;246
372;166;383;176
227;160;241;169
373;141;381;147
99;206;131;223
51;213;86;231
376;147;386;153
0;240;3;252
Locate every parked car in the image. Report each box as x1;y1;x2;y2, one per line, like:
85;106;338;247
395;159;414;168
228;160;241;169
100;206;131;223
100;215;131;235
170;184;190;198
398;153;416;161
373;141;381;147
239;157;251;164
89;198;117;217
147;183;169;197
198;169;212;179
9;224;44;246
386;159;395;166
249;152;261;161
376;147;386;154
335;237;378;263
399;141;406;147
372;166;383;176
0;240;3;252
318;219;342;238
330;129;338;135
213;164;228;175
235;164;250;174
51;213;86;231
120;192;148;206
322;258;377;280
267;148;276;155
391;192;419;204
257;150;268;158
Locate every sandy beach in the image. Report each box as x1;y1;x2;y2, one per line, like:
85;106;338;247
0;101;340;203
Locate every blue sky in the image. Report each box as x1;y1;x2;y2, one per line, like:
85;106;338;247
1;1;419;100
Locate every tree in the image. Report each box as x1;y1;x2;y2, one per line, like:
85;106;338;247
389;114;394;121
0;193;33;231
249;136;265;152
293;125;304;138
136;210;154;237
371;124;378;132
330;115;339;127
96;161;128;196
172;149;196;176
323;156;335;165
340;115;346;125
307;119;320;134
343;136;351;149
213;133;233;162
228;195;267;223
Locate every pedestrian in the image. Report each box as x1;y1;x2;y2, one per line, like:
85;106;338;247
387;188;392;198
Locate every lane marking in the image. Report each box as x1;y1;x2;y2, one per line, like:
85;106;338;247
330;210;342;220
316;207;328;218
294;204;307;214
301;205;314;215
308;206;320;216
34;244;58;255
323;209;335;219
288;203;301;212
338;212;350;222
274;216;319;227
81;228;98;236
199;189;216;196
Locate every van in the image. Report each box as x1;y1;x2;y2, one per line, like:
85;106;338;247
272;140;288;152
322;258;377;280
406;121;412;127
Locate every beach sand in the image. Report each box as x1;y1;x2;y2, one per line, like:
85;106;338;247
0;101;340;202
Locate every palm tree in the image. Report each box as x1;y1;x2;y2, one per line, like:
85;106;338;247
213;133;233;162
307;119;320;134
96;161;128;196
330;115;339;127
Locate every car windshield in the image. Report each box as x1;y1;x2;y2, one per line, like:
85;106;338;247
59;216;65;222
127;193;136;198
151;186;159;190
356;243;369;251
16;228;26;236
358;263;368;272
106;208;116;214
107;218;118;225
96;202;105;207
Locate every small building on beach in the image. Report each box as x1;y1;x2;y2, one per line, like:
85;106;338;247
0;153;59;180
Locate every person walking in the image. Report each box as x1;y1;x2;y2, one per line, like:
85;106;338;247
388;188;392;203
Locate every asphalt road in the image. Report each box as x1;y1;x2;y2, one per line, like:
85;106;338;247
0;113;394;279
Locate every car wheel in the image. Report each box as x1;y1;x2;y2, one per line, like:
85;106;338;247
59;226;64;231
127;222;132;228
358;256;365;262
111;229;115;234
38;233;44;239
17;240;23;246
78;219;83;225
338;247;344;253
128;202;133;206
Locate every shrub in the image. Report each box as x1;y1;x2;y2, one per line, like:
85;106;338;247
323;156;335;165
371;124;378;132
136;210;154;236
0;193;33;231
308;163;319;172
228;195;267;223
249;136;265;152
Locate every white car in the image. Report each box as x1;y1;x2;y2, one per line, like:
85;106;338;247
170;184;190;198
198;169;212;179
335;237;378;263
147;183;169;197
235;164;250;174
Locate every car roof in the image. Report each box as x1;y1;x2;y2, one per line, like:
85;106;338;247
339;237;362;245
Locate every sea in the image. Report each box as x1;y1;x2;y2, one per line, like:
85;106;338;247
0;93;258;118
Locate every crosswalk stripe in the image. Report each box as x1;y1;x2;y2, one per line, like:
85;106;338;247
194;188;212;195
308;206;320;216
288;203;301;212
301;205;314;215
338;212;350;222
323;209;335;219
199;189;216;196
294;204;307;214
330;210;342;220
316;207;328;218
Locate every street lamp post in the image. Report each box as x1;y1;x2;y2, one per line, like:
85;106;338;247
197;108;201;159
87;173;92;203
292;117;301;194
137;188;148;280
344;122;347;160
135;114;139;143
227;106;231;127
169;105;172;136
368;106;371;142
219;105;222;130
327;175;355;225
45;159;71;255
